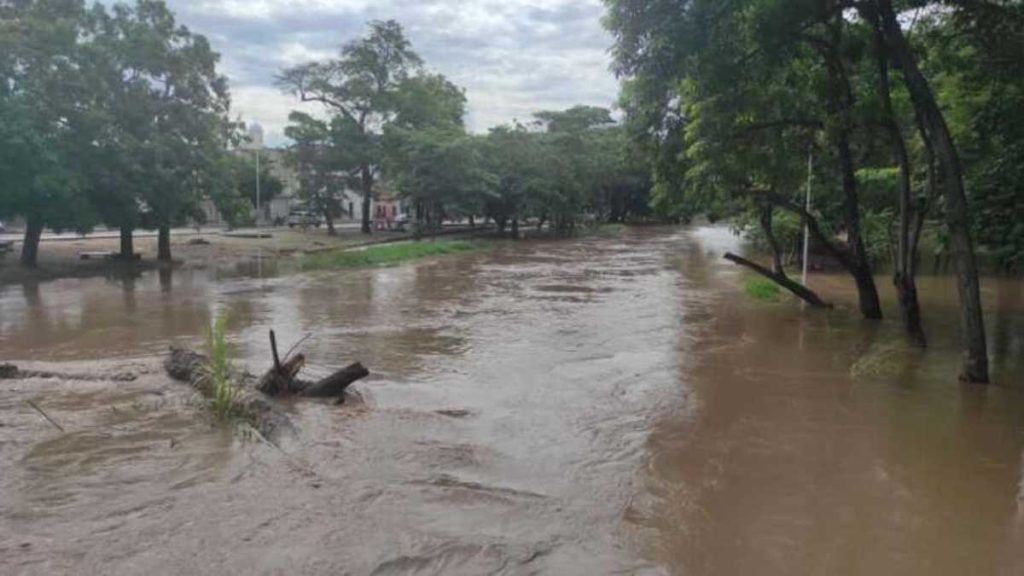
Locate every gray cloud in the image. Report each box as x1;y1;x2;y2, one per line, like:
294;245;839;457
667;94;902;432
160;0;618;146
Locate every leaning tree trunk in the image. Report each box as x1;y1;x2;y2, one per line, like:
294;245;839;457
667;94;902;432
875;0;988;383
157;224;172;262
725;253;833;308
724;205;832;309
822;18;883;320
20;213;43;268
119;226;135;260
360;164;373;235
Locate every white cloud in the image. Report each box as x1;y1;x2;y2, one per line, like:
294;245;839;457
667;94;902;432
229;86;323;146
167;0;619;145
189;0;375;20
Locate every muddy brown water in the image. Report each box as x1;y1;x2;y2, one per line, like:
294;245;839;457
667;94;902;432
1;226;1023;575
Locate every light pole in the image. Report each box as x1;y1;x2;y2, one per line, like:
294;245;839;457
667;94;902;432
245;123;265;231
802;144;813;286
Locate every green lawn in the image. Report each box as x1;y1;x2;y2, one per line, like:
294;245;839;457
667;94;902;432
743;276;782;302
301;239;484;270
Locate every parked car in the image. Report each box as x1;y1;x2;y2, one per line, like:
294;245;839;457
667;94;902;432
287;211;322;228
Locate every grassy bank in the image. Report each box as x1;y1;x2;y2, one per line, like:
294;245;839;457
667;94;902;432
301;239;484;270
743;276;782;302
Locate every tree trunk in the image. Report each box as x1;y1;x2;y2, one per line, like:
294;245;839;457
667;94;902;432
725;253;832;308
325;211;337;236
760;205;786;274
875;0;988;383
469;214;475;228
157;225;171;261
360;164;373;235
511;217;520;240
870;15;927;345
822;19;883;320
20;213;43;268
119;226;134;259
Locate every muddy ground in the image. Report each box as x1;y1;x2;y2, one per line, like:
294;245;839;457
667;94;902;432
0;227;411;285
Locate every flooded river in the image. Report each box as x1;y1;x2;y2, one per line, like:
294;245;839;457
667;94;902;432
1;226;1023;575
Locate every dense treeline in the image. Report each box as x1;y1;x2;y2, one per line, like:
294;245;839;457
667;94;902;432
604;0;1024;383
0;0;267;265
278;21;653;238
1;6;653;267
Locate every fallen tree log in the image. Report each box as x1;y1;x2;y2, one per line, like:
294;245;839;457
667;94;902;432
255;330;369;398
165;347;295;439
299;363;369;398
164;333;370;436
724;252;833;309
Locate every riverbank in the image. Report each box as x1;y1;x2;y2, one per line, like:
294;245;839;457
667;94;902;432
0;227;410;285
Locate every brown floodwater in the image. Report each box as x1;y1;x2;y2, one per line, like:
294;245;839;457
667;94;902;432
1;226;1022;575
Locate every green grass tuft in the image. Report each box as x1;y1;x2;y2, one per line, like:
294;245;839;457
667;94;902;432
301;239;483;271
205;312;239;421
743;277;782;302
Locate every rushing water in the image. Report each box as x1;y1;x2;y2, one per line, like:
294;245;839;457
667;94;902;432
1;226;1022;575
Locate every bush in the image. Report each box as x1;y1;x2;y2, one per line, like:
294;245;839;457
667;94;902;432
205;313;239;421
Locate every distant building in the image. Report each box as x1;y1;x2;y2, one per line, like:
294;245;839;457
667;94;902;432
201;147;409;228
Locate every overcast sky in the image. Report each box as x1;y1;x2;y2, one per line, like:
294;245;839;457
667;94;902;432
160;0;619;147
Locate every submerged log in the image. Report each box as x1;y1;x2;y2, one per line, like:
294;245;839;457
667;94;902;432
165;346;294;439
168;345;369;401
255;330;368;398
299;363;369;398
724;252;833;309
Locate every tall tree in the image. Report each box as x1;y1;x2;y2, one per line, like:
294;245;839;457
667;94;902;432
0;0;98;267
278;20;423;234
861;0;990;382
122;0;232;261
384;72;485;233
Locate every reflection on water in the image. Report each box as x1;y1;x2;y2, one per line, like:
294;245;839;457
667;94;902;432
1;226;1022;575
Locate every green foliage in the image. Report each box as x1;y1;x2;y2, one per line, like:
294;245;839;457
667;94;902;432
917;7;1024;272
204;312;239;421
743;277;782;302
210;153;285;228
301;240;483;270
737;209;804;259
604;0;1024;277
0;0;235;264
0;0;99;240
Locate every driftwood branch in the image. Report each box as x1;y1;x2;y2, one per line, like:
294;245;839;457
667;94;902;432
724;252;833;308
256;331;368;398
300;363;370;398
27;400;65;432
